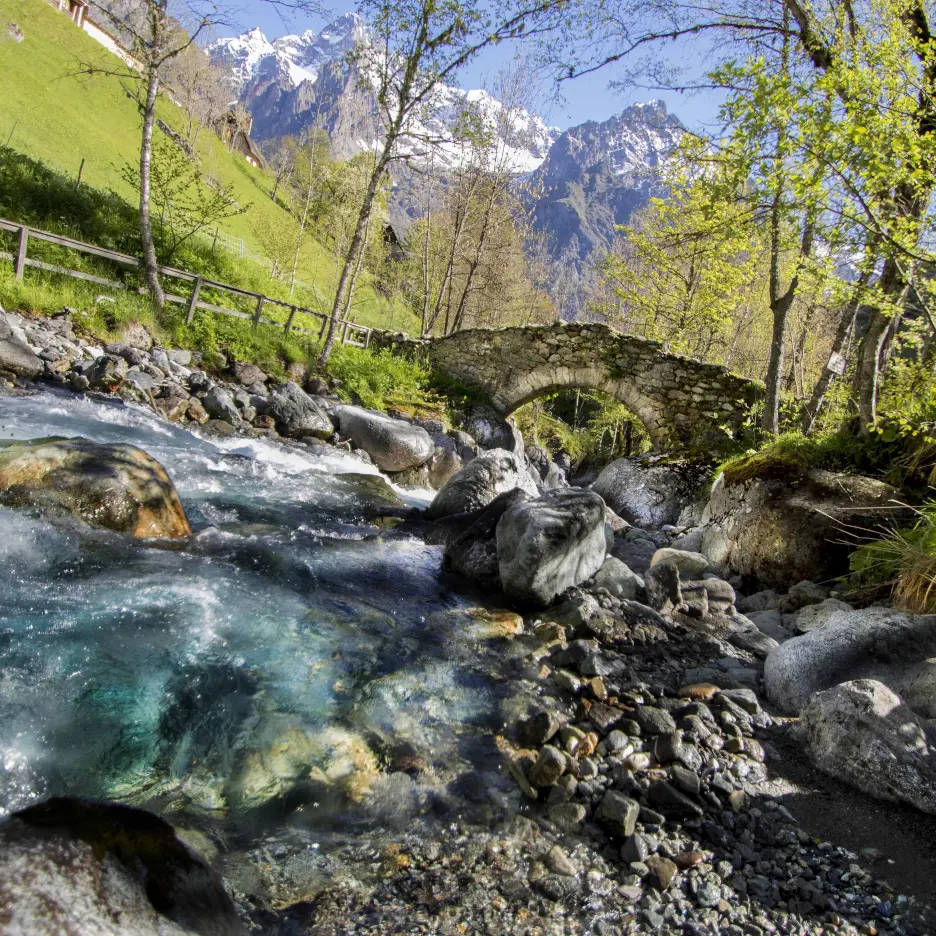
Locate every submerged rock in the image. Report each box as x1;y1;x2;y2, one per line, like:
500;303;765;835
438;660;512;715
0;797;247;934
427;448;538;520
0;436;191;538
496;489;608;607
800;679;936;815
334;405;434;472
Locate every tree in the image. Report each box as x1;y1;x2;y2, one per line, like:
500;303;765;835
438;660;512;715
551;0;936;433
120;134;246;262
163;45;231;147
78;0;225;307
265;135;299;203
316;0;567;368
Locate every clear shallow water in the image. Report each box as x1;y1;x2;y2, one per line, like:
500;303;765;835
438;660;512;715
0;391;531;853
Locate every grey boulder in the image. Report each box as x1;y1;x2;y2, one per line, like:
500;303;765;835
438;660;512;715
496;488;609;607
0;314;41;378
764;606;936;714
427;448;538;520
592;455;711;528
460;404;524;457
334;405;433;472
201;386;240;425
0;797;247;934
701;469;909;591
800;679;936;815
267;381;333;440
584;556;643;600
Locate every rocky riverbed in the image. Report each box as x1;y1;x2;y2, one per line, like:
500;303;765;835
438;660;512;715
0;308;935;935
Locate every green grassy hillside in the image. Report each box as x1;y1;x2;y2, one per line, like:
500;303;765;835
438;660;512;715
0;0;419;333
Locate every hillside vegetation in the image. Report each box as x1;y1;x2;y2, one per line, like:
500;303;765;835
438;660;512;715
0;0;416;334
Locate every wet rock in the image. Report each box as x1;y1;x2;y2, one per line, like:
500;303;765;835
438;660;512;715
518;710;564;747
439;489;531;590
701;470;909;591
592;455;712;528
621;833;650;863
584;556;643;600
427;438;463;489
545;844;578;877
764;606;936;714
460;404;524;456
268;382;334;440
0;797;247;935
86;354;129;391
334;405;433;472
201;419;237;437
0;436;191;538
426;607;523;641
800;679;936;814
529;745;567;787
0;313;42;378
595;790;640;837
496;488;609;607
202;386;240;425
428;448;539;520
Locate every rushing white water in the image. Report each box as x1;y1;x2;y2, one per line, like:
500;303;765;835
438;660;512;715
0;390;527;842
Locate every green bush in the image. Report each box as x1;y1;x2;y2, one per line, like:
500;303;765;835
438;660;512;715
850;503;936;613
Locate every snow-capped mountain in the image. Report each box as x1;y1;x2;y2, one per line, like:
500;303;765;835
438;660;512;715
209;13;367;97
210;18;684;313
208;16;559;173
531;101;684;270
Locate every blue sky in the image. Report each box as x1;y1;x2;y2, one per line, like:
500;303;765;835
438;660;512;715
225;1;726;132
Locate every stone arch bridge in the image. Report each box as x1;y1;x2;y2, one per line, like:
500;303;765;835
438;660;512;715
378;323;764;451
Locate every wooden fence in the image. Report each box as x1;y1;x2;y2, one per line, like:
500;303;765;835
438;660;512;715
0;219;374;349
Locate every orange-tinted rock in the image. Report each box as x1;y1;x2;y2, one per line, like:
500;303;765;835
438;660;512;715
0;436;191;538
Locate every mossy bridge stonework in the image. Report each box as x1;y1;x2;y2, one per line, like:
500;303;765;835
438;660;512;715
377;323;764;451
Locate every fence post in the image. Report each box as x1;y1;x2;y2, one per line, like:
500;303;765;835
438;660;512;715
14;226;29;280
252;295;264;330
364;328;371;350
318;316;329;340
341;320;350;345
284;307;297;334
186;276;203;324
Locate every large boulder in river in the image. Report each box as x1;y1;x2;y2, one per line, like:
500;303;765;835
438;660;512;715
0;437;191;538
0;312;42;378
441;489;531;589
799;680;936;815
496;488;609;607
267;381;333;440
460;404;524;457
701;467;907;590
427;448;539;520
592;455;712;528
334;405;433;472
763;606;936;715
0;797;247;934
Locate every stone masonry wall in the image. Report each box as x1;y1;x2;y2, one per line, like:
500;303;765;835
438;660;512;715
423;323;764;451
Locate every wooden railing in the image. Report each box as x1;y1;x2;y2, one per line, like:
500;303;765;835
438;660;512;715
0;219;374;349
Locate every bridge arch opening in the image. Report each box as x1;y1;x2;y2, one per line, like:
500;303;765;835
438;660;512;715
512;388;653;469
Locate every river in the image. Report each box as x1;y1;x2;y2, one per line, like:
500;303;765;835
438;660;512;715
0;389;539;901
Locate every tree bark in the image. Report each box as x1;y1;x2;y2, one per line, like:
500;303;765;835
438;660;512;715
318;152;390;368
855;257;904;433
139;64;165;308
801;271;871;435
